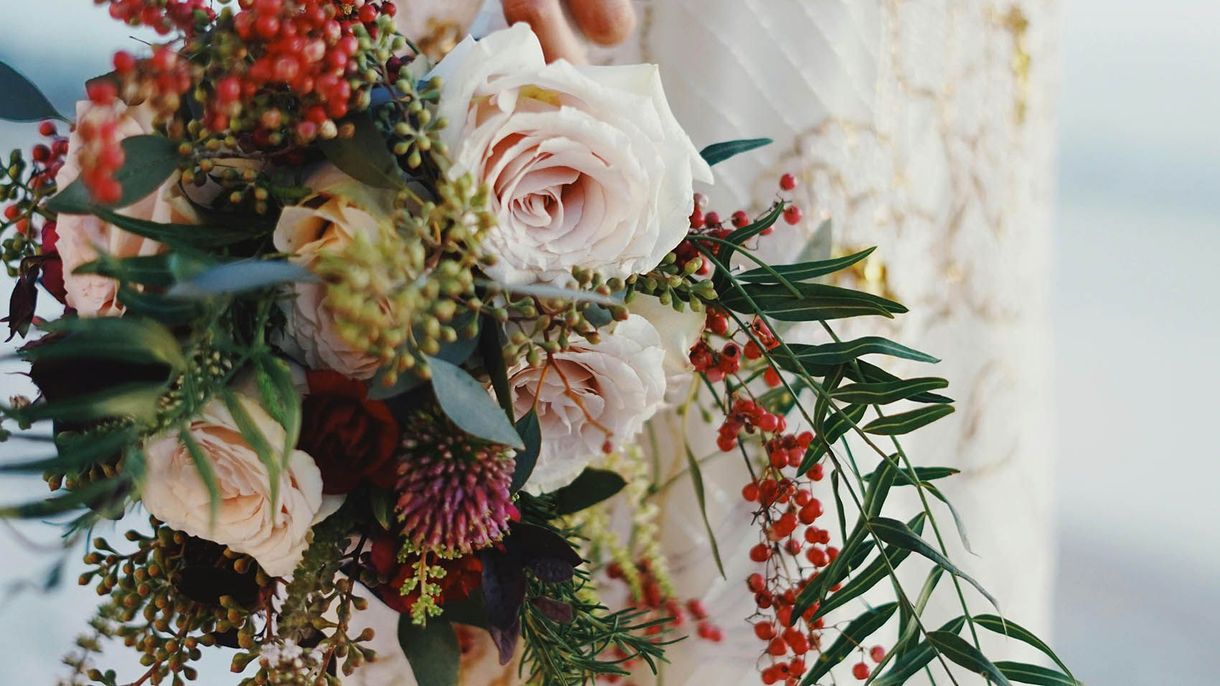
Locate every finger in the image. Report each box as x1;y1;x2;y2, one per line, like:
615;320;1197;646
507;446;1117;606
503;0;588;64
566;0;636;46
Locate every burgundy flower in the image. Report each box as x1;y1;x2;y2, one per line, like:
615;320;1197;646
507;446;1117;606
40;221;66;305
299;370;399;495
368;533;482;615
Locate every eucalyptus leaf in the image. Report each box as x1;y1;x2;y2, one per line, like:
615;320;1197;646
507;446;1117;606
168;260;315;298
427;356;524;449
319;112;406;189
0;60;64;122
549;468;626;515
699;137;772;166
398;617;459;686
509;412;541;493
48;136;182;213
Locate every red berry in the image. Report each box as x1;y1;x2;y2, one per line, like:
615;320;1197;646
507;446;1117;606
780;173;798;191
870;645;886;663
768;638;788;657
742;482;760;502
754;622;775;640
747;573;766;593
783;205;803;225
732;210;750;228
852;662;871;680
749;544;771;563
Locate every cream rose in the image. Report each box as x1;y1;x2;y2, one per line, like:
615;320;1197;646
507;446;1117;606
274;166;395;380
510;315;667;493
433;23;714;285
54;100;198;317
141;393;331;577
628;294;705;387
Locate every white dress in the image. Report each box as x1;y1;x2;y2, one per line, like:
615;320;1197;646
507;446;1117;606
356;1;1060;683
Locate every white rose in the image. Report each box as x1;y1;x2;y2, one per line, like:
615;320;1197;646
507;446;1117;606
627;294;705;386
510;315;666;492
54;100;198;317
433;23;713;285
142;393;332;577
274;165;395;380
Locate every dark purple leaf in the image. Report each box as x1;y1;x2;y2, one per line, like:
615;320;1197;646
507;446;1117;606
487;618;521;666
4;261;40;340
530;596;574;624
479;549;526;665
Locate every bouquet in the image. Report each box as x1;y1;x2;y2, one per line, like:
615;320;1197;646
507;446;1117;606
0;3;1073;686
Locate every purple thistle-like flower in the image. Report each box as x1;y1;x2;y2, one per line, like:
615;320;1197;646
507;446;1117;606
396;425;519;557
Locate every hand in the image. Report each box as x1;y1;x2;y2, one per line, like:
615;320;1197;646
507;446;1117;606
502;0;636;63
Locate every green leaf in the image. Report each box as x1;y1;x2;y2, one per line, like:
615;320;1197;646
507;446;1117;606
80;208;260;249
925;483;974;554
29;317;186;372
319;112;406;190
926;631;1012;685
872;614;966;686
737;247;877;284
863;456;901;518
792;522;871;617
549;468;627;515
509;412;541;493
367;320;479;400
221;388;282;514
480;280;621;307
74;253;179;287
0;427;136;474
115;284;208;324
699;137;772;166
863;465;960;486
721;281;906;322
255;355;302;461
179;426;220;527
168;260;315;298
0;478;126;519
993;662;1081;686
862;404;955;436
17;383;166;424
800;603;897;685
832;377;951;405
427;356;524;449
868;516;998;609
398;616;459;686
894;567;947;660
782;338;939;367
0;60;64;122
477;316;513;421
847;361;954;404
685;446;725;578
797;403;867;475
812;513;925;620
48;136;181;213
974;615;1074;678
370;488;394;531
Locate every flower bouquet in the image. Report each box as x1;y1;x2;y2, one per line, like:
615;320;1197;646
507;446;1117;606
0;2;1073;686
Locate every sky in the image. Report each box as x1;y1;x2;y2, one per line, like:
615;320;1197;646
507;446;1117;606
0;0;1218;683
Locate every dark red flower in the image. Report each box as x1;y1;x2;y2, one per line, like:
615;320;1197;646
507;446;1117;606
40;222;66;305
299;370;399;494
368;533;482;615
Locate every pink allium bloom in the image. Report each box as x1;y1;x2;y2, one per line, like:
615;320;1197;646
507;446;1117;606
396;429;518;557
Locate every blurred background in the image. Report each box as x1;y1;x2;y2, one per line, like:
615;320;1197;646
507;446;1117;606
0;0;1217;683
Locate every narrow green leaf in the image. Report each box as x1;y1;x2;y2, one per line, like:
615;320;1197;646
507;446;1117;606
846;361;954;404
319;112;406;189
48;136;181;213
863;465;960;486
863;456;901;518
0;60;64;122
925;483;974;554
74;253;179;287
0;478;126;519
427;356;524;449
477;316;513;421
398;616;459;686
800;603;898;685
509;412;542;493
812;513;926;620
993;662;1080;686
833;378;951;405
893;567;947;660
871;614;965;686
549;468;626;515
792;523;871;617
370;488;393;531
797;404;867;475
0;427;136;474
27;317;185;372
868;516;998;609
115;284;208;324
926;631;1012;685
699;137;772;166
89;208;259;249
179;427;220;527
255;355;302;462
974;615;1074;678
17;383;166;424
862;405;955;436
685;446;725;579
168;260;315;298
221;389;282;513
737;247;877;284
785;338;940;367
722;282;906;322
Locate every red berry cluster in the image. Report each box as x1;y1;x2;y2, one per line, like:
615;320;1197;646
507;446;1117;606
214;0;398;141
673;173;804;275
75;83;127;204
101;0;215;36
691;312;781;385
851;645;888;681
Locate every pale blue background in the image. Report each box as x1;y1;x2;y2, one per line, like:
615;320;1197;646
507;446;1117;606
0;1;1218;683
